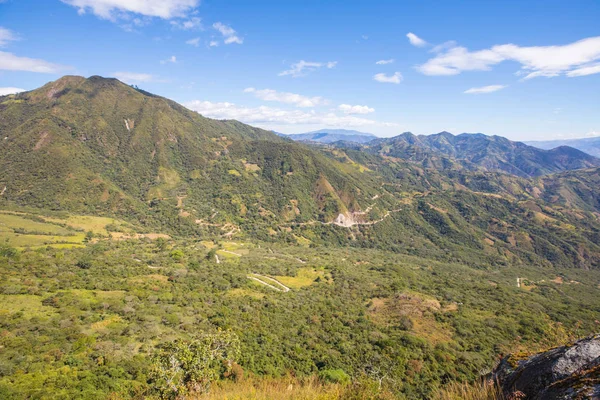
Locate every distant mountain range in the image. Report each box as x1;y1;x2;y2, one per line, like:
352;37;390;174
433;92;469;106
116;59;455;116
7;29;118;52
526;136;600;158
282;129;377;144
357;131;600;177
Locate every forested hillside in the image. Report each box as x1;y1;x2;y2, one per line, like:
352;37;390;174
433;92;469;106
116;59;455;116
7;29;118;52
2;76;600;399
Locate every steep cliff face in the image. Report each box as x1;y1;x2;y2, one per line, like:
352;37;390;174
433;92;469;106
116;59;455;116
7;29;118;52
493;335;600;399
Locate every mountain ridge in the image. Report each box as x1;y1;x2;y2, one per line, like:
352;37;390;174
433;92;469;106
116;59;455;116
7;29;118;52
361;130;600;177
527;136;600;158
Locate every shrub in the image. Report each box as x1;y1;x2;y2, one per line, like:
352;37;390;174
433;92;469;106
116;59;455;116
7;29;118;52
319;369;351;385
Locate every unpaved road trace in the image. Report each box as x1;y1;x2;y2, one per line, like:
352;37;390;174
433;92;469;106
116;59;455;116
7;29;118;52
248;274;290;292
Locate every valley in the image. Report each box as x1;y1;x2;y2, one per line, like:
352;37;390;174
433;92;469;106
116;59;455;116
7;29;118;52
1;76;600;399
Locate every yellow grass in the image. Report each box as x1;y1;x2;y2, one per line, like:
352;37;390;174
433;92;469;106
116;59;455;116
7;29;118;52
45;215;131;235
0;294;58;318
195;376;345;400
435;380;504;400
274;268;326;289
0;213;72;235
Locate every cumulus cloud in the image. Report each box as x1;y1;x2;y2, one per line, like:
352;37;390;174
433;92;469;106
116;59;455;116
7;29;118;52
213;22;243;45
0;87;25;96
185;100;396;128
0;27;18;47
113;71;155;83
464;84;507;94
376;59;394;65
407;32;427;47
160;55;177;64
0;51;69;73
209;40;219;47
170;16;202;30
417;36;600;79
60;0;199;20
244;88;328;108
186;37;201;47
338;104;375;114
373;72;402;84
279;60;338;78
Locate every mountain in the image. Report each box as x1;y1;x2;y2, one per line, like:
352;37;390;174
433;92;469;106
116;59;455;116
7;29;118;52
526;136;600;158
0;76;385;232
2;76;600;270
3;76;600;399
363;131;600;177
284;129;377;144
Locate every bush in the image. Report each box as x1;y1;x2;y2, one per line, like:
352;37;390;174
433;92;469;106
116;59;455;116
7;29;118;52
319;369;351;385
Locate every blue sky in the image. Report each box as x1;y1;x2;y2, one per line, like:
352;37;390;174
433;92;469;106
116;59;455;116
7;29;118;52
0;0;599;140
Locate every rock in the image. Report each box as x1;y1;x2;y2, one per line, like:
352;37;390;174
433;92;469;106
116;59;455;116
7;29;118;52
493;335;600;399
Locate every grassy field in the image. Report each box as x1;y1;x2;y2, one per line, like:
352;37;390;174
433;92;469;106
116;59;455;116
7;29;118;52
275;267;328;289
0;294;58;319
0;208;148;248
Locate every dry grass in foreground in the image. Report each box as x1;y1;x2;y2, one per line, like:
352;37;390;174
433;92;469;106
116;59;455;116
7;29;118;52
435;379;505;400
195;376;396;400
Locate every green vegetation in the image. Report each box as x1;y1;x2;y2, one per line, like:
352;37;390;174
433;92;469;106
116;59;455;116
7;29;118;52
0;235;598;398
1;76;600;398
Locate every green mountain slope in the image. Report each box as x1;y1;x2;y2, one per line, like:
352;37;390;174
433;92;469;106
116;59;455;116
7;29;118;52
0;76;385;232
2;75;600;269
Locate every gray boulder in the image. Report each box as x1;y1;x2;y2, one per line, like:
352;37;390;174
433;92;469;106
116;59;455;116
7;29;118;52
493;335;600;399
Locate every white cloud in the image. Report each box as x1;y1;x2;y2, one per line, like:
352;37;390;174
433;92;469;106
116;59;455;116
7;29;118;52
213;22;243;45
0;27;18;47
373;72;402;84
0;87;25;96
279;60;338;78
338;104;375;114
185;100;396;128
61;0;199;20
186;37;201;47
160;55;177;64
417;36;600;79
418;46;503;76
376;59;394;65
244;88;328;108
170;16;201;30
113;71;155;83
566;63;600;77
0;51;69;73
464;84;507;94
407;32;427;47
209;40;219;47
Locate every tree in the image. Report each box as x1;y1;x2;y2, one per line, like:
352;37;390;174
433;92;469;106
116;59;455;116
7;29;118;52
149;331;241;399
84;230;94;243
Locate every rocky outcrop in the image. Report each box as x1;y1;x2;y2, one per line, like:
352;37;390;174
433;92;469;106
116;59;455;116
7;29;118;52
493;335;600;399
